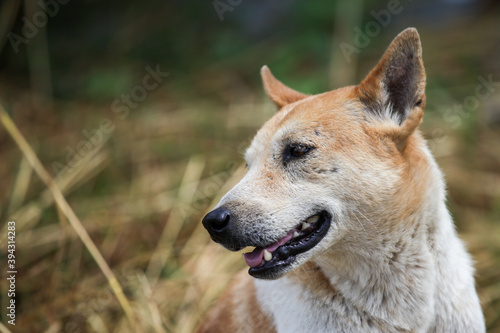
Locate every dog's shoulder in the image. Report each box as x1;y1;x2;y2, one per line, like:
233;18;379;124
195;270;276;333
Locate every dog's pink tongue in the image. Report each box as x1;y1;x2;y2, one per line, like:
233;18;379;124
243;231;295;268
243;248;264;268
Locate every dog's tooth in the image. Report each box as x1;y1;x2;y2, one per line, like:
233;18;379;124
263;249;272;261
301;222;310;230
293;231;300;238
306;215;320;224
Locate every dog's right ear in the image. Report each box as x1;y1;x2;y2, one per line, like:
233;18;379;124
261;65;308;109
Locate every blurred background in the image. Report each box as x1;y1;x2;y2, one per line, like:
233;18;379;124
0;0;499;332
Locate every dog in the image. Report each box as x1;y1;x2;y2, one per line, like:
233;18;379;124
197;28;485;332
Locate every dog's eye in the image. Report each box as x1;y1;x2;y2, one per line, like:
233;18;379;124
285;144;313;160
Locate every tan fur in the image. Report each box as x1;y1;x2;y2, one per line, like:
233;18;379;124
287;261;338;300
198;28;484;332
195;271;275;333
261;65;309;108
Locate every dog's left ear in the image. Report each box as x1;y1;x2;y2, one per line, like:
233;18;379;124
261;65;309;109
358;28;426;148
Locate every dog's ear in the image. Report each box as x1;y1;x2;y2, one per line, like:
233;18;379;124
261;65;308;109
358;28;426;146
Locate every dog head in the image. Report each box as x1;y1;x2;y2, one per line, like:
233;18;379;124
203;28;429;279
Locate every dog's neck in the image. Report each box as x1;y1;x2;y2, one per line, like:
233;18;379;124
314;146;455;330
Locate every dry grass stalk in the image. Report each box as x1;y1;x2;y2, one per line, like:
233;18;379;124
146;155;205;287
2;149;109;237
0;321;13;333
0;104;137;331
6;156;32;215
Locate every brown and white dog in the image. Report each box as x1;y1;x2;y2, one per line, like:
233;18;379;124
197;28;485;332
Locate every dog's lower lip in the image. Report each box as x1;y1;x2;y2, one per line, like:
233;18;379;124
247;211;331;278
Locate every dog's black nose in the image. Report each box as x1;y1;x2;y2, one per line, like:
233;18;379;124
202;207;231;234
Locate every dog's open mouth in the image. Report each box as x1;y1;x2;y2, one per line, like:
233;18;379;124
244;211;331;278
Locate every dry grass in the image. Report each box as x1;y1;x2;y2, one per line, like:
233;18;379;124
0;85;499;333
0;94;265;332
